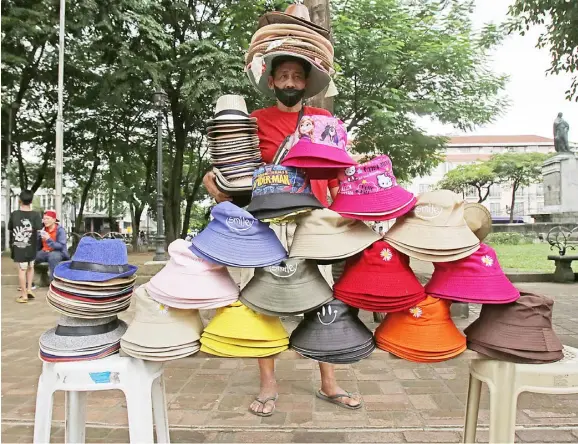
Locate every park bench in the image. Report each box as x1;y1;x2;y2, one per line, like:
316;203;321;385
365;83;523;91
34;263;51;287
546;226;578;283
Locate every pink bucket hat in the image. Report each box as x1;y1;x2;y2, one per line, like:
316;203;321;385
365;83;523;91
425;243;520;304
281;115;356;179
330;155;415;218
146;239;239;309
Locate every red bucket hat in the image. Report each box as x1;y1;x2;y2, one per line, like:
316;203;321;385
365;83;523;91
425;243;520;304
334;288;426;313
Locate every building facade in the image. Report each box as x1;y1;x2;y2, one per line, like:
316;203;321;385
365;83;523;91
406;135;569;220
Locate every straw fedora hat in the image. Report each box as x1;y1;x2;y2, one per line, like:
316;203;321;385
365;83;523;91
257;4;331;39
252;25;333;55
211;95;256;121
464;202;492;242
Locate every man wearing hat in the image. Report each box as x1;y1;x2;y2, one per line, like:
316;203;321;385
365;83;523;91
36;210;70;281
203;55;360;416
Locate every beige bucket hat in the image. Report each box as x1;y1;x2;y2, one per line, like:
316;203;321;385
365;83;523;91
121;286;204;349
385;190;480;251
464;202;492;242
386;238;480;263
289;209;381;260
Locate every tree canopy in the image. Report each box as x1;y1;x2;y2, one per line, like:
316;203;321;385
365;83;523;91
437;163;497;202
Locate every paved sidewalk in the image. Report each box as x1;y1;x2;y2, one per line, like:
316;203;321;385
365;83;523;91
1;281;577;443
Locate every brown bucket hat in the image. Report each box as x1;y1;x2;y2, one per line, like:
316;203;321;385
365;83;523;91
467;339;564;364
385;190;480;251
464;292;563;355
257;4;331;40
464;203;492;242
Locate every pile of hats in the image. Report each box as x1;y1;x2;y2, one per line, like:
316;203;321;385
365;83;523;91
385;190;480;262
425;243;520;304
246;4;335;101
120;286;204;361
290;299;375;364
208;95;262;207
288;208;381;263
334;241;427;312
146;239;239;309
246;164;324;222
190;202;287;267
280;115;356;179
465;292;564;364
200;302;289;357
330;155;416;221
39;237;137;362
240;258;333;315
374;296;467;363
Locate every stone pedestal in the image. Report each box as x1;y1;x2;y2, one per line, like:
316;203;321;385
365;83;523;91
542;153;578;213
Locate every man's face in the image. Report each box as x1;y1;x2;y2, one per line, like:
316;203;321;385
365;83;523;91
43;215;56;227
268;61;307;91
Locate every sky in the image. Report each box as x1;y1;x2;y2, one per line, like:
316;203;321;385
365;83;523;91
419;0;577;141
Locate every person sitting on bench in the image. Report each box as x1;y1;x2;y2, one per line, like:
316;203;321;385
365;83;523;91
36;210;70;281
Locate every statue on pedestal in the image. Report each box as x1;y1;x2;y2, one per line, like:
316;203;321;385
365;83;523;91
553;112;570;153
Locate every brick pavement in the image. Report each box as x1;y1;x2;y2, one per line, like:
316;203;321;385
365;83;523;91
1;281;577;443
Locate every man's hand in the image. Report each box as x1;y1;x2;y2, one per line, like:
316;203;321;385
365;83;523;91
203;171;233;203
40;230;50;240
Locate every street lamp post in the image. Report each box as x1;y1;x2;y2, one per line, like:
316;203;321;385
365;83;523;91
152;87;168;261
4;102;18;251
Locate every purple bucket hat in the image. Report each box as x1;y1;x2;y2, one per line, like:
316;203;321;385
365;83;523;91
190;202;287;267
53;237;138;282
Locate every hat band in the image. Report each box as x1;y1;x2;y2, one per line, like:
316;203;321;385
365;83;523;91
55;319;120;337
214;109;250;118
69;261;131;274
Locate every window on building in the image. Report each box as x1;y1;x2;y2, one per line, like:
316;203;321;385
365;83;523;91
419;184;431;194
490;203;501;216
536;184;544;196
515;186;525;197
489;185;501;197
513;202;524;215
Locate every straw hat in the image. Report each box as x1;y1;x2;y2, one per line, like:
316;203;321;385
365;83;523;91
257;4;331;39
210;95;256;121
464;202;492;242
289;209;381;260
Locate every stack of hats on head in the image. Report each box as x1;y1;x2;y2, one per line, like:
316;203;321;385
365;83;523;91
246;164;324;222
120;286;204;361
334;241;427;312
190;201;287;267
146;239;239;309
288;208;381;264
330;155;416;221
200;302;289;357
280;115;356;179
207;95;262;207
384;190;480;262
425;243;520;304
375;296;467;363
240;258;333;315
465;292;564;363
290;299;375;364
39;237;137;362
246;4;335;100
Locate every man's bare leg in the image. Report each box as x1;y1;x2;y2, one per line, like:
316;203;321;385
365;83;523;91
17;267;28;302
26;265;35;296
318;362;361;407
249;358;278;415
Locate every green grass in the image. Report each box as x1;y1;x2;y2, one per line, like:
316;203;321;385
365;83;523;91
489;242;578;273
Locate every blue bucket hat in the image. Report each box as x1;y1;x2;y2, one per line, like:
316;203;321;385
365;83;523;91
54;237;138;282
190;202;287;267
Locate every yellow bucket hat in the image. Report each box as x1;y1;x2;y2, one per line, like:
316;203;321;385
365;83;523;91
200;337;288;357
203;301;289;341
201;331;289;348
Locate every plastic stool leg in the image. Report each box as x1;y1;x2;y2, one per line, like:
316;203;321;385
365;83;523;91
463;375;482;443
488;371;517;444
125;383;155;443
33;378;55;444
65;391;87;444
152;376;170;443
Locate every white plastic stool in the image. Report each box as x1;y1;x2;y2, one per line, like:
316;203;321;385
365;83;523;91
33;354;170;443
463;346;578;443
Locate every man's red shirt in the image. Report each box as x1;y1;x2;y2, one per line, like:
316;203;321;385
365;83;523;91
250;106;338;207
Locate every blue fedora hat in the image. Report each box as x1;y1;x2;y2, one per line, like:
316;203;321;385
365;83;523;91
54;237;138;282
190;202;287;268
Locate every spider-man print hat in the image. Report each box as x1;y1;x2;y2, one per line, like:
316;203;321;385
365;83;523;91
246;164;324;220
281;115;356;179
425;243;520;304
289;299;375;364
330;155;416;220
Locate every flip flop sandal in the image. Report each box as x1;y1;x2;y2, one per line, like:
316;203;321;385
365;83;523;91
27;293;35;299
249;394;278;417
16;296;29;304
316;389;363;410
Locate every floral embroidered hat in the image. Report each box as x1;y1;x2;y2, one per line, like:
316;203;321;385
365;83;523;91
281;115;356;179
425;243;520;304
330;155;416;220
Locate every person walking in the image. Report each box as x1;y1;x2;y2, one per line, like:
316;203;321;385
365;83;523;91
8;190;43;303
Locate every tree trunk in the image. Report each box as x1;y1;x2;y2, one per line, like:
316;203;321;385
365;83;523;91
509;183;517;223
305;0;333;112
180;168;206;238
74;139;101;246
165;112;186;245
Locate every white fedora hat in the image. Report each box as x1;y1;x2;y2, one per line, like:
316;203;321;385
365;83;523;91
212;95;257;121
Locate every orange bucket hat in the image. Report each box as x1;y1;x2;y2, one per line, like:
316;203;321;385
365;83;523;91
374;295;466;362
